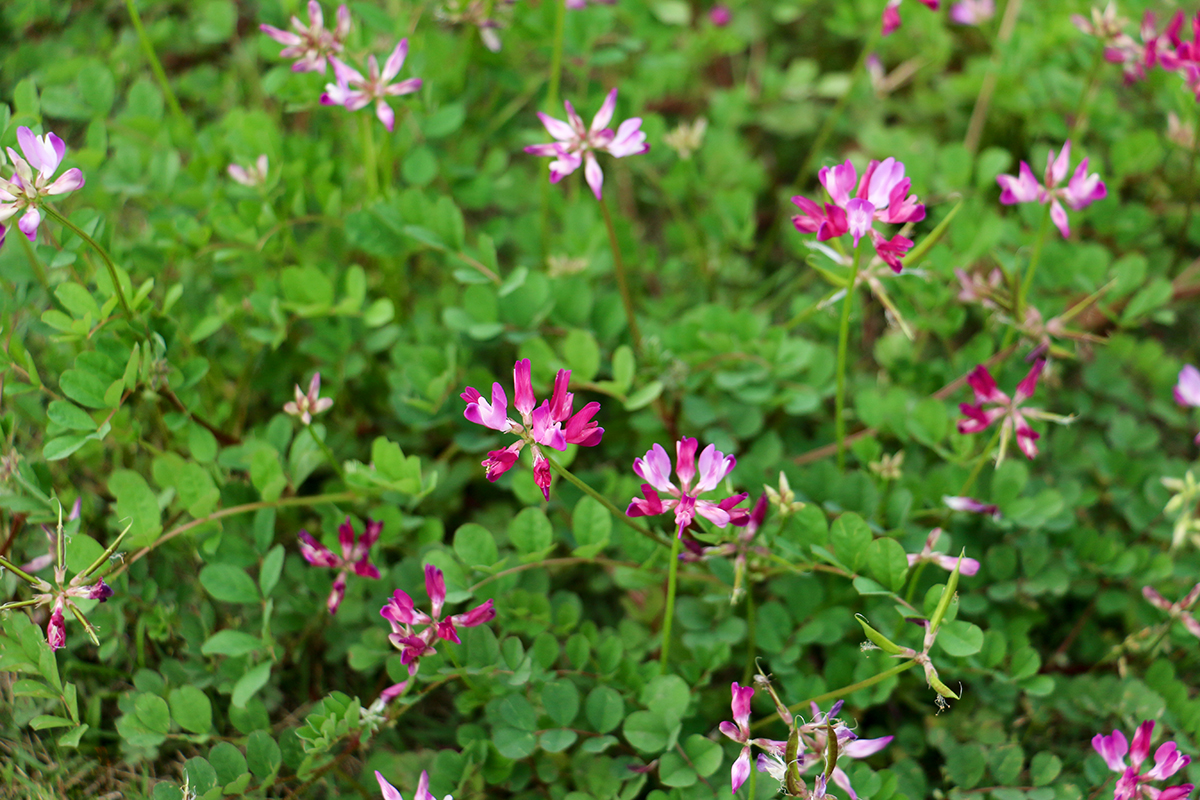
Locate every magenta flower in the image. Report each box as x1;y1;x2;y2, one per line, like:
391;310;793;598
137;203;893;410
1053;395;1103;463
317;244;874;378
710;5;732;26
882;0;939;36
377;771;452;800
297;517;381;614
626;437;749;538
260;0;349;73
1144;584;1200;640
0;127;86;246
228;155;269;188
681;495;766;603
461;359;603;499
524;88;649;200
996;141;1107;238
1093;721;1193;800
380;564;495;668
950;0;993;25
1174;365;1200;444
908;529;980;576
956;359;1071;463
942;495;1001;520
321;39;422;132
718;682;785;795
283;372;333;425
791;157;926;272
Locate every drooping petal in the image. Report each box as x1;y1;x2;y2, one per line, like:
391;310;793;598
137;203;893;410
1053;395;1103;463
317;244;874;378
730;747;752;796
1013;359;1045;403
1049;197;1071;238
327;572;348;614
583;152;604;200
533;448;552;500
871;231;914;273
376;100;396;132
932;553;981;575
997;162;1043;204
1013;413;1041;459
626;484;666;518
881;0;902;35
452;598;496;628
1146;742;1191;780
673;494;698;537
385;78;422;97
261;24;304;46
840;734;894;759
957;403;1005;434
791;194;826;233
818;203;850;241
606;118;649;157
463;382;511;431
1130;721;1155;770
18;207;40;242
482;443;522;481
730;681;754;731
47;602;66;650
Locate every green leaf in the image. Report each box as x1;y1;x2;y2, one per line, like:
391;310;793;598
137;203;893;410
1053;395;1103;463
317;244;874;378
623;710;681;754
562;329;601;383
59;369;110;409
30;715;74;730
47;400;96;431
260;545;285;597
866;538;909;592
201;630;263;657
247;730;282;779
684;735;724;777
209;741;249;786
108;470;163;548
611;346;635;392
199;564;261;605
586;686;625;734
539;729;578;752
946;743;986;789
937;620;985;657
494;727;537;759
658;752;698;787
572;496;612;558
250;447;287;502
169;686;213;734
624;381;663;411
830;513;871;572
55;282;101;320
135;693;171;735
453;523;499;567
1030;752;1062;786
509;508;553;554
541;680;581;726
231;662;273;708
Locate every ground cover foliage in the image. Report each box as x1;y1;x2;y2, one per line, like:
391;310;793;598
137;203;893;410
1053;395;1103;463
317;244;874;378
1;0;1199;798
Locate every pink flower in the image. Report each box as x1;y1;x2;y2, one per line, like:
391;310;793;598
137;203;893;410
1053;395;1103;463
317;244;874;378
566;0;616;8
881;0;939;36
709;5;732;26
46;598;66;651
908;529;980;576
1093;721;1194;800
949;0;993;25
1175;365;1200;444
461;360;604;499
524;88;649;200
283;373;333;425
376;770;452;800
228;155;269;188
996;141;1107;238
297;517;382;614
956;359;1071;463
260;0;350;73
718;682;784;795
0;126;86;246
1143;584;1200;640
321;39;422;132
626;437;749;538
942;495;1001;519
380;564;495;666
791;157;926;272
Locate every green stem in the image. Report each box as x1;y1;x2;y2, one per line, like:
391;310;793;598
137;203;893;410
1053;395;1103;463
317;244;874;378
1010;203;1052;342
742;588;757;685
361;115;380;199
1068;45;1107;142
123;0;186;126
751;660;918;731
546;0;568;112
659;533;681;670
41;206;135;320
599;197;643;353
904;560;928;605
958;427;1003;495
544;454;664;546
834;247;865;471
0;555;43;587
306;423;346;482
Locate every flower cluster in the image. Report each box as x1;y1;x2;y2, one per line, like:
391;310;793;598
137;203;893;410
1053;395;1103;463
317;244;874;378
957;359;1073;463
297;516;382;614
1074;5;1200;94
1093;721;1193;800
626;437;749;538
261;0;350;73
0;126;86;247
461;359;604;499
1143;583;1200;640
882;0;939;36
996;141;1107;238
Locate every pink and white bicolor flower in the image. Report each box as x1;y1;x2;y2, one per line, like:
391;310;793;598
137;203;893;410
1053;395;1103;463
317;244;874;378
461;359;604;499
260;0;349;73
1174;364;1200;444
228;155;269;188
524;88;649;200
956;359;1072;463
1143;583;1200;640
1093;720;1194;800
0;126;86;247
297;517;382;614
719;682;785;795
376;770;452;800
908;529;980;576
942;495;1001;519
882;0;940;36
283;372;333;425
321;39;422;132
791;157;926;273
950;0;994;25
380;564;496;669
996;140;1107;238
626;437;749;538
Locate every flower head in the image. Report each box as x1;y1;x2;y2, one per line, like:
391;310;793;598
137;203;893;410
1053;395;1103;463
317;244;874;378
380;564;495;667
461;359;603;499
1143;584;1200;640
882;0;940;36
626;437;750;538
950;0;994;25
297;517;382;614
1174;365;1200;444
790;702;894;800
283;373;333;425
0;126;86;246
322;39;422;132
996;141;1107;237
377;771;452;800
943;495;1002;519
525;89;649;200
908;529;980;576
710;5;732;26
956;359;1072;463
718;682;786;795
791;157;926;272
260;1;350;73
228;155;269;188
1093;721;1194;800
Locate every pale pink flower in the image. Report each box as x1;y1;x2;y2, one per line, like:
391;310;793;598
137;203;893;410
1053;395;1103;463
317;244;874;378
1143;584;1200;640
260;0;350;73
297;517;382;614
1175;365;1200;444
908;529;980;576
950;0;993;25
283;373;333;425
228;155;269;188
321;39;422;132
996;141;1107;238
461;360;603;499
882;0;939;36
791;157;926;272
942;495;1001;519
376;771;452;800
566;0;616;8
718;682;784;795
0;126;86;246
524;88;649;200
626;437;749;538
1093;721;1193;800
957;359;1073;463
380;564;495;668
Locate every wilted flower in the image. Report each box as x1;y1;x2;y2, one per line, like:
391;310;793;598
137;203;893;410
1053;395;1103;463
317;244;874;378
1143;584;1200;640
260;1;350;73
950;0;994;25
1072;2;1128;40
297;517;382;614
765;701;893;800
377;771;452;800
380;564;495;667
882;0;939;36
957;359;1073;463
0;126;86;246
228;155;269;188
943;495;1002;519
322;39;423;132
719;682;786;795
1174;365;1200;444
524;88;649;200
791;157;927;272
996;141;1107;238
284;373;334;425
908;529;980;576
662;117;708;160
361;682;408;732
1093;721;1194;800
626;437;750;538
461;359;603;499
1168;112;1196;150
